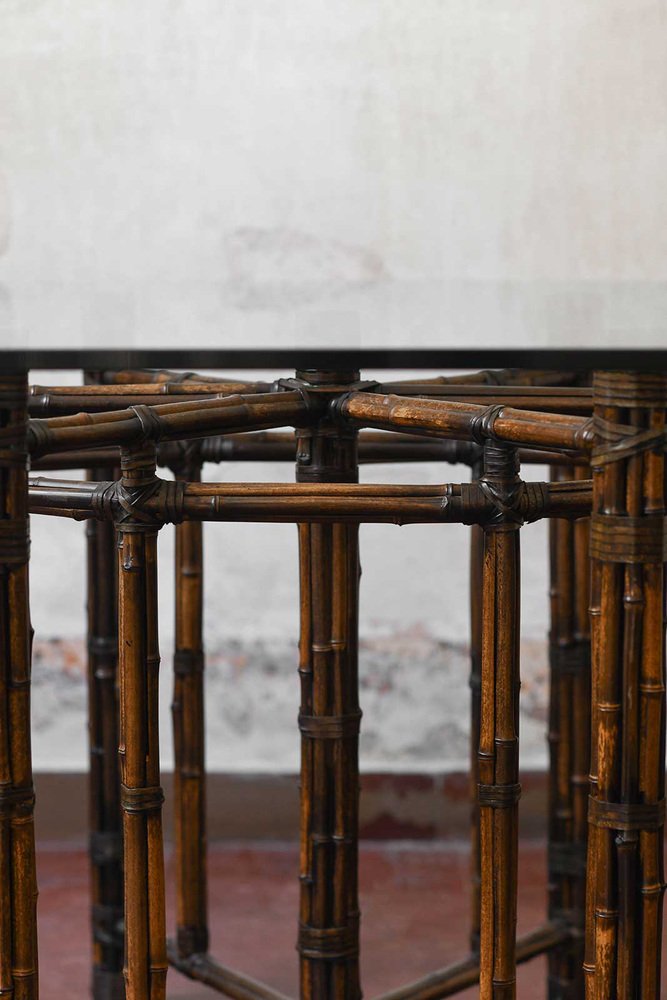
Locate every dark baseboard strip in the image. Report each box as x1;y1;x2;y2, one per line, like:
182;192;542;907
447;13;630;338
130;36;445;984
34;770;549;843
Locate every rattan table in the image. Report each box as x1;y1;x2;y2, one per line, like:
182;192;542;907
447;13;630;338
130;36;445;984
1;347;666;1000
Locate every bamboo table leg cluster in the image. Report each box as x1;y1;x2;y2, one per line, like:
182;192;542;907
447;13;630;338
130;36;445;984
2;364;665;999
0;373;38;1000
585;372;667;998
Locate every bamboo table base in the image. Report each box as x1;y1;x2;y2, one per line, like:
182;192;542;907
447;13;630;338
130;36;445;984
1;363;665;999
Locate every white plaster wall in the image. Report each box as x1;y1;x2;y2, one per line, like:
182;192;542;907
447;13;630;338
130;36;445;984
0;1;665;347
1;3;664;769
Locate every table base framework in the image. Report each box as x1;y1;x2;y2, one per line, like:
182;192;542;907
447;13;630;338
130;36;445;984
1;363;665;1000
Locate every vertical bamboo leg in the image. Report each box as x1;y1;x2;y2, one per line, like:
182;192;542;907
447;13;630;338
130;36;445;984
86;372;124;1000
0;371;38;1000
469;455;484;958
569;466;592;988
585;371;667;999
478;442;522;1000
88;506;124;999
116;444;168;1000
547;464;590;1000
171;451;208;958
296;371;362;1000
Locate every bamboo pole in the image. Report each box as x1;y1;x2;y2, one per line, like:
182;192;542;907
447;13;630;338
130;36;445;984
28;384;593;417
585;371;667;999
389;369;577;388
86;451;125;999
101;368;269;390
569;463;592;988
27;391;313;456
116;442;168;1000
296;371;362;1000
169;447;208;959
27;476;593;525
477;442;522;1000
375;385;592;414
29;432;587;472
106;365;577;391
0;372;38;1000
546;464;590;999
468;455;484;958
337;391;592;452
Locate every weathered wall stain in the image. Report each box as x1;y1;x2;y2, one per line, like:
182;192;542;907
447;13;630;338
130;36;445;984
30;630;549;772
225;227;388;310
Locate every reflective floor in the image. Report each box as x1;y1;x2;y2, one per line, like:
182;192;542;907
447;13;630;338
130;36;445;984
36;841;667;998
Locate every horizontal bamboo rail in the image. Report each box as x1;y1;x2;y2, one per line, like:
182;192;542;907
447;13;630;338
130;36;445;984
29;395;593;460
337;392;593;452
376;385;592;413
194;433;585;468
100;368;266;387
28;384;592;416
390;369;578;388
27;391;312;456
27;475;593;524
29;431;587;471
31;381;272;397
29;384;273;415
106;365;578;389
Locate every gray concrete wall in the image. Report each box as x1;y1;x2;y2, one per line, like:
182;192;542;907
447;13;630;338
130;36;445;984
2;3;665;770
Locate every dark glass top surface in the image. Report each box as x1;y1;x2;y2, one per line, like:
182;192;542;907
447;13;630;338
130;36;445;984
1;347;666;372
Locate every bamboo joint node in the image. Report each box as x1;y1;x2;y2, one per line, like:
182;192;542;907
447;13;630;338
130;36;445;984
591;414;667;467
0;783;35;818
590;512;667;563
298;711;362;739
549;641;591;674
548;841;588;877
0;519;30;566
92;477;185;526
120;783;165;814
91;903;124;949
173;648;204;676
588;796;665;832
89;831;123;865
478;782;522;807
298;919;360;961
88;634;117;657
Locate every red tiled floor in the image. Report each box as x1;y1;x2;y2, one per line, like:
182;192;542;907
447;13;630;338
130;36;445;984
36;841;666;998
